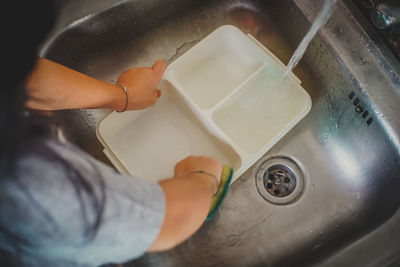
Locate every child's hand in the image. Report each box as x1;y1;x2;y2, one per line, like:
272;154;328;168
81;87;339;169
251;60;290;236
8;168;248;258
116;59;166;110
174;156;223;185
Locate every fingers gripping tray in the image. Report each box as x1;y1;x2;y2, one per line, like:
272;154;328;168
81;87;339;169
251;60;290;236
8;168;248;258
96;25;311;183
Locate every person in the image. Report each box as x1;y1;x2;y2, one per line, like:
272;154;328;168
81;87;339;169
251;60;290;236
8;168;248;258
0;1;222;266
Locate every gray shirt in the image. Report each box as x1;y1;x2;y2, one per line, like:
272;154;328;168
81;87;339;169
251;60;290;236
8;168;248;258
0;139;165;266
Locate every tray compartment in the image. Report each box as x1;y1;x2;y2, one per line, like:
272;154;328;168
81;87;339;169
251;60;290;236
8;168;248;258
97;83;241;181
169;25;265;109
212;65;311;154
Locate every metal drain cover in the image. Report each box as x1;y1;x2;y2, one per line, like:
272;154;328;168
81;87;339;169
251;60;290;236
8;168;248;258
263;165;296;197
256;157;304;205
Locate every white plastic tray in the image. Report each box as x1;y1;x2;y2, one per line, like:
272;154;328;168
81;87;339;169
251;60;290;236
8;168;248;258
96;25;312;183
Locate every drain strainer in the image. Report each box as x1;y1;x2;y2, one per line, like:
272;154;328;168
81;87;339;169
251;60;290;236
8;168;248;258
263;165;296;197
256;157;304;205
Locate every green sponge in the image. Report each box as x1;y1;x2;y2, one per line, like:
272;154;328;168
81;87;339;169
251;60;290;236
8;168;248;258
206;165;234;221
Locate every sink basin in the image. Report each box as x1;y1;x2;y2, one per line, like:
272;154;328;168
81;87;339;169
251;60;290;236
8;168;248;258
42;0;400;266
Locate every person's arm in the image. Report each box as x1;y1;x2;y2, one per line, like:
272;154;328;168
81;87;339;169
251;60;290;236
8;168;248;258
148;156;223;251
25;57;166;111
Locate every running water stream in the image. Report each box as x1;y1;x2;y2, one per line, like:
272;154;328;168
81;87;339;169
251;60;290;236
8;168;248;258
272;0;338;111
282;0;339;80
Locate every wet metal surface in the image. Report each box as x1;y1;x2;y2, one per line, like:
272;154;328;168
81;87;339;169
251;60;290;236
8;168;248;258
42;0;400;266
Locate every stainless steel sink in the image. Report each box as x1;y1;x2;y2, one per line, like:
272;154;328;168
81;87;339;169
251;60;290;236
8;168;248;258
41;0;400;266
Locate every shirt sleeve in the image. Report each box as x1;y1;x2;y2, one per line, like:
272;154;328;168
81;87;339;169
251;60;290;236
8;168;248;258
1;139;165;266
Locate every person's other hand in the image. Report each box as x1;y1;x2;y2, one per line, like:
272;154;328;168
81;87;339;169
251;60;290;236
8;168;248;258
116;59;166;110
174;156;223;185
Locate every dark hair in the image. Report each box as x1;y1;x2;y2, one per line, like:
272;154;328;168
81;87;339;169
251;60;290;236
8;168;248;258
1;1;105;265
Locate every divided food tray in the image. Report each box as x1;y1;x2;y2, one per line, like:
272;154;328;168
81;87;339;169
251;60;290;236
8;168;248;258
96;25;312;183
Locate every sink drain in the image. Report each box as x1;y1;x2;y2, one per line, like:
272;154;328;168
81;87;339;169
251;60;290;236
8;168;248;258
263;165;296;197
256;157;304;205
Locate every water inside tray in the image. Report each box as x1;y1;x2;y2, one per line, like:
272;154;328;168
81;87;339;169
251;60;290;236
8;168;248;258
213;66;310;154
